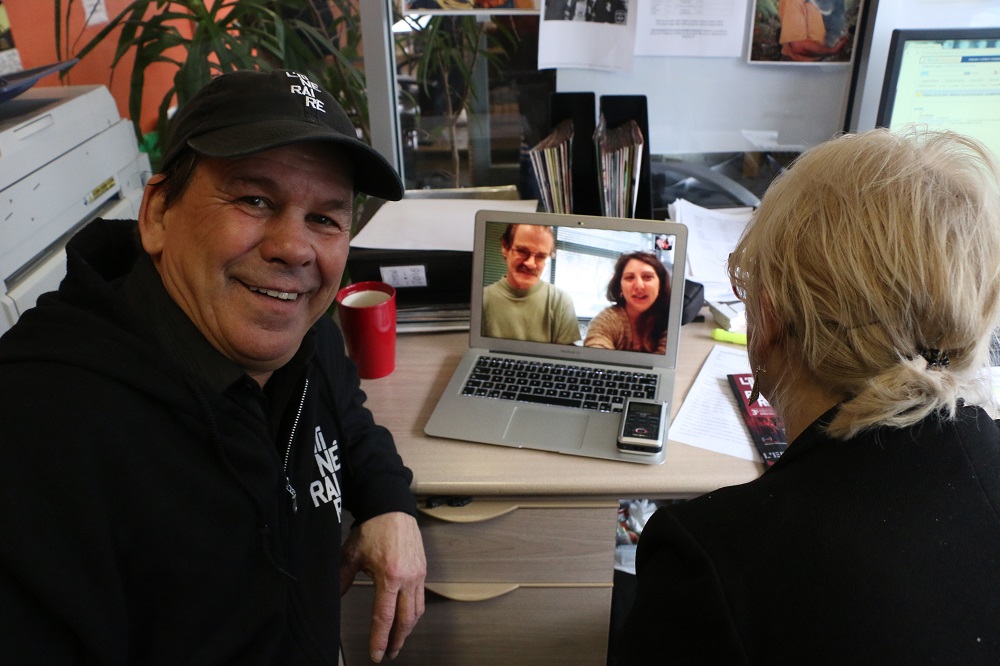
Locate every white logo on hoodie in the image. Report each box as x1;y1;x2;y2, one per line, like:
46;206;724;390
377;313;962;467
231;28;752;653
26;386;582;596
310;426;342;521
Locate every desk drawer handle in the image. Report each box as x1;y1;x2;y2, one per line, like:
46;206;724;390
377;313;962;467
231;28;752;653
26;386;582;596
418;499;617;523
418;501;519;523
424;581;519;602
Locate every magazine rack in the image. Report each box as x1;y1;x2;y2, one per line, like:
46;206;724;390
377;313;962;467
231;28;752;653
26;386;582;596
544;92;652;219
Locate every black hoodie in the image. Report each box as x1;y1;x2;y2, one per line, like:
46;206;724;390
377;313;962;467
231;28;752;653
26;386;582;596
0;219;416;664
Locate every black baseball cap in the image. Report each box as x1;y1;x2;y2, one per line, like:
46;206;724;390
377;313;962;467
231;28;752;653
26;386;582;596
160;69;404;201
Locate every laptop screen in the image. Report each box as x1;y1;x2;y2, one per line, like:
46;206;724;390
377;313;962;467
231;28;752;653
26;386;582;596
469;210;688;371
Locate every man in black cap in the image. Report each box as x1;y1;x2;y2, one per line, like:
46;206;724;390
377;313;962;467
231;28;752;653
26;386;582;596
0;69;424;664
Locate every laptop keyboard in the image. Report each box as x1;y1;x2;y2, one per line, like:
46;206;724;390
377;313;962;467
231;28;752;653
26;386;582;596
461;354;658;413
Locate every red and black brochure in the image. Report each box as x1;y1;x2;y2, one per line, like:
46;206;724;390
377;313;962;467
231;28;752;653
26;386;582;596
727;373;788;467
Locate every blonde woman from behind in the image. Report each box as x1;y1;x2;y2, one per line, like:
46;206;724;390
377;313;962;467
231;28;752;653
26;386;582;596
618;128;1000;664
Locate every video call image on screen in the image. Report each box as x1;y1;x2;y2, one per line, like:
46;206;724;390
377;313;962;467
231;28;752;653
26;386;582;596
479;222;676;354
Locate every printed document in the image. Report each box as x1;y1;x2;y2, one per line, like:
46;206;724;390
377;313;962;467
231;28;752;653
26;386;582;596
670;344;761;462
634;0;750;57
670;198;752;302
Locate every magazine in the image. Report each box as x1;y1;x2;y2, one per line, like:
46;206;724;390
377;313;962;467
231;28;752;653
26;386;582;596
727;373;788;466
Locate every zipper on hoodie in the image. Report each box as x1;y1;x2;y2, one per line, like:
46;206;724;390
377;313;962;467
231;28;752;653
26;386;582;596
284;377;309;514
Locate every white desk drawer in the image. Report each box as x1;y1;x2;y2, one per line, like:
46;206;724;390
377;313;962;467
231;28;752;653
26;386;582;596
418;499;618;584
341;581;612;665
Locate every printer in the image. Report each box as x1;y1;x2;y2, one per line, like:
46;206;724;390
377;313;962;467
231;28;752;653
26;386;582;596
0;84;150;336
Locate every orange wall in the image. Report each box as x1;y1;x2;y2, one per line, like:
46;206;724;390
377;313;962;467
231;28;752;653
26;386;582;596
6;1;179;134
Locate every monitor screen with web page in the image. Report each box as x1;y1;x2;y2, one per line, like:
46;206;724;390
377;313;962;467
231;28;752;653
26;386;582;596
877;28;1000;161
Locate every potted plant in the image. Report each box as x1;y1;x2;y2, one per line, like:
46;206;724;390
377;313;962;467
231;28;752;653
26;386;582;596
54;0;369;169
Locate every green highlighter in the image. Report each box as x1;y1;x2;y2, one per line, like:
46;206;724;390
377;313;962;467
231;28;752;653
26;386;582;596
712;328;747;346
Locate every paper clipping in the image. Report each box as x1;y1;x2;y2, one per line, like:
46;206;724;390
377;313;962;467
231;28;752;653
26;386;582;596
538;0;638;71
634;0;751;58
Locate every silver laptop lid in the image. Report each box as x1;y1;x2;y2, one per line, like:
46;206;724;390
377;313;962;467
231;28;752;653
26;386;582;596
468;209;689;370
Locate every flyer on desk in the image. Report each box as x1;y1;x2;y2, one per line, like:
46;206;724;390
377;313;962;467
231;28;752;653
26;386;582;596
727;373;788;466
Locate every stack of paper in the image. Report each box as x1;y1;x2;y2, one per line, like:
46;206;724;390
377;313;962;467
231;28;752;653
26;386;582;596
594;116;644;218
669;198;754;303
528;119;574;214
396;305;471;334
349;198;539;333
708;299;747;333
351;198;539;253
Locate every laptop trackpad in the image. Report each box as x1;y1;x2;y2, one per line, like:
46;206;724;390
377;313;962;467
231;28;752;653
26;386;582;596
504;407;588;451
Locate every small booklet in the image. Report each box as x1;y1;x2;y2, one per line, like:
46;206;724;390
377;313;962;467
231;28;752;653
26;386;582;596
727;373;788;466
594;115;643;218
529;118;574;214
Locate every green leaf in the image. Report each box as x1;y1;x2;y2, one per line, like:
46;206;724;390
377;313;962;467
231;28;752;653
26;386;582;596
56;0;372;168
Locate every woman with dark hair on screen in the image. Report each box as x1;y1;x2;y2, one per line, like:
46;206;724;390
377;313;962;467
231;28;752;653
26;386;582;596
617;128;1000;663
584;251;671;353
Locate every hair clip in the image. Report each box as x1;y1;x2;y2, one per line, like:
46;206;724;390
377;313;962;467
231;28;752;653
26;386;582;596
918;348;950;369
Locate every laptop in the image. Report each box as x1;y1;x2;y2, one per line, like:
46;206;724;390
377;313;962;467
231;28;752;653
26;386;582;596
424;209;689;465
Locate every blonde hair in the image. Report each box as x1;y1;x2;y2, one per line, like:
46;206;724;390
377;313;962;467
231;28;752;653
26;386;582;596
729;128;1000;438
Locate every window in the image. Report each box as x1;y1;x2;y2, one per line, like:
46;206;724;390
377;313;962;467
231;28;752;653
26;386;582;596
362;5;554;194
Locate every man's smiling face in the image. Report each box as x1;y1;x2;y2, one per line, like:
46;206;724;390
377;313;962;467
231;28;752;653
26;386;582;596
501;224;554;291
138;143;354;384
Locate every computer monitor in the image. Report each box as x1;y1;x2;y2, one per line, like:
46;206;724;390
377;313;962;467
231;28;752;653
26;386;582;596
876;28;1000;159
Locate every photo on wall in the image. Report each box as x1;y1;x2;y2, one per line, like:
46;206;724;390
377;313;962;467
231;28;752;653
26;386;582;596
748;0;865;65
402;0;540;13
543;0;628;24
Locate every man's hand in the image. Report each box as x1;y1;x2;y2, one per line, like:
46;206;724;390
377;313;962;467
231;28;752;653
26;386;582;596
341;512;426;663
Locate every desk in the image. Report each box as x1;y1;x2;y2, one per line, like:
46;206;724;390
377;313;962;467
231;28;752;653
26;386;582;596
360;318;759;497
340;319;760;664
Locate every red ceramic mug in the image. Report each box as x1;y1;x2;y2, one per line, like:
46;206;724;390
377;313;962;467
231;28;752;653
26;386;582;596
335;281;397;379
